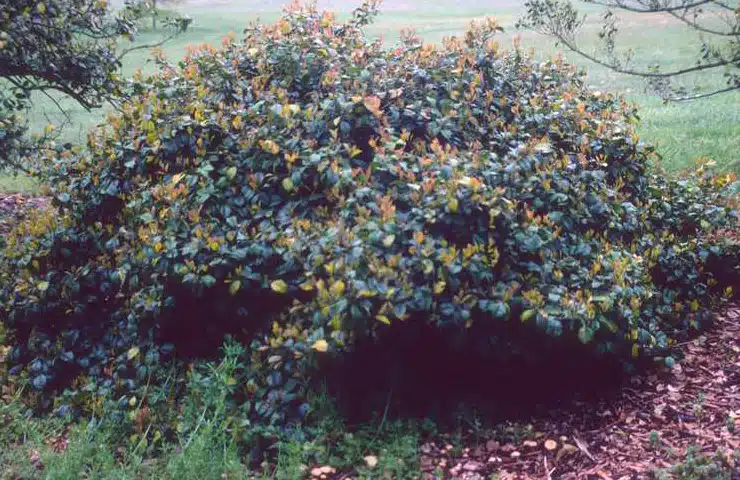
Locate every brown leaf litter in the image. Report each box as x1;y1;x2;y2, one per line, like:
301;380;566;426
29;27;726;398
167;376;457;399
412;303;740;479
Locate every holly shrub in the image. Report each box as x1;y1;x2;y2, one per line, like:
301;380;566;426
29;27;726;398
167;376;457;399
1;0;738;431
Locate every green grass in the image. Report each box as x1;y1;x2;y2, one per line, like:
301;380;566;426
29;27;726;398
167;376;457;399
0;358;421;480
0;174;38;194
10;0;740;189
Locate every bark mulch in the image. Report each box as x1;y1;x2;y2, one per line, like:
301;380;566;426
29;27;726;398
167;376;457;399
416;303;740;479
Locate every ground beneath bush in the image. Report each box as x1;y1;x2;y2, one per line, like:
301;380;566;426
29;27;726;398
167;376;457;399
399;304;740;480
2;196;738;479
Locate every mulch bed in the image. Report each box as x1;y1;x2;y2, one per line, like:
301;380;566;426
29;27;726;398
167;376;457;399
414;303;740;479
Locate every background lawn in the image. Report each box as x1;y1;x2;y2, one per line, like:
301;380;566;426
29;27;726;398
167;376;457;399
4;0;737;193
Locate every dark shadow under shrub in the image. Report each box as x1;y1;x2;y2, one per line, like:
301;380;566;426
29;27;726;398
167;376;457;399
318;316;630;427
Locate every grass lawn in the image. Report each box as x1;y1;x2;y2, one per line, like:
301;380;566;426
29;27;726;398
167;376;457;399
7;0;740;184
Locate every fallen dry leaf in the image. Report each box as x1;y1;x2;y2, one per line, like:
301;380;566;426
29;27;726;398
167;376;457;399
311;465;335;477
555;444;579;463
364;455;378;468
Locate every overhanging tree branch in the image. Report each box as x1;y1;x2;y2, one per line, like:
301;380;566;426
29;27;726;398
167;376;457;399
0;0;191;171
518;0;740;101
583;0;713;13
664;9;739;36
554;36;730;77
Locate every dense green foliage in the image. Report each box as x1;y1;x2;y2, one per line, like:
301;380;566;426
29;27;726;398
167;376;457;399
1;0;738;434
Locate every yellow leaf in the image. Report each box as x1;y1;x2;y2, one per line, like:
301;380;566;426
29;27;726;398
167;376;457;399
521;309;535;322
433;281;446;295
229;280;241;296
375;315;391;325
447;198;459;214
382;235;395;247
225;377;237;386
127;346;140;360
299;281;314;292
690;299;699;312
171;173;184;186
358;289;375;298
282;177;294;192
37;281;50;292
312;339;329;352
330;280;345;297
349;146;363;158
271;280;288;294
632;343;639;358
260;140;280;155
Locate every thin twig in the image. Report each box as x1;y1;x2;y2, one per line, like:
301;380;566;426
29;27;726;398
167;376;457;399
117;29;181;62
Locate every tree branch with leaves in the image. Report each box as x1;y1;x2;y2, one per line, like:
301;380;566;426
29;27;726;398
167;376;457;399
0;0;191;171
517;0;740;101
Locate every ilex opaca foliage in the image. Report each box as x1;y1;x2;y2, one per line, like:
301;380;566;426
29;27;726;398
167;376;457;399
1;1;738;427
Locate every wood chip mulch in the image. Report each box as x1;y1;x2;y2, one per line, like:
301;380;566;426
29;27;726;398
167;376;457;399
415;303;740;479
